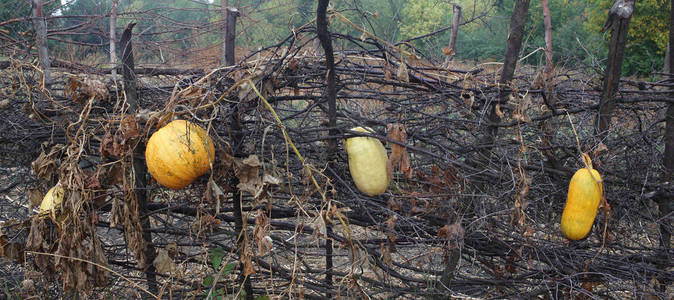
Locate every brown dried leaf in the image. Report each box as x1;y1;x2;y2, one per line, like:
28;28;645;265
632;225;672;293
258;236;273;256
28;188;43;209
120;114;140;141
243;254;255;276
387;124;413;179
495;103;504;118
442;47;455;56
593;142;608;158
0;234;5;257
31;145;63;180
153;249;176;275
437;221;464;249
396;61;409;83
236;155;262;195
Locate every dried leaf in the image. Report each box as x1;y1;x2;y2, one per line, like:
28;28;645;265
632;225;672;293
0;99;10;110
153;249;176;275
243;254;255;276
263;173;282;185
28;188;43;209
442;47;455;56
437;221;464;249
593;142;608;158
31;145;63;180
396;61;409;83
258;236;273;256
236;155;262;195
120;114;140;141
387;124;413;179
495;103;504;118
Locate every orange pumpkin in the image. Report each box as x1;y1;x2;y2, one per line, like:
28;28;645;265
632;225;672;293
560;154;603;240
145;120;215;189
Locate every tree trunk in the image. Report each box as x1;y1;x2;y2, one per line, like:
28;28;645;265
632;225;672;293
31;0;51;85
316;0;336;297
443;4;462;66
486;0;530;143
120;22;158;295
221;0;230;66
542;0;553;78
224;7;238;67
659;0;674;291
596;0;633;136
110;0;118;79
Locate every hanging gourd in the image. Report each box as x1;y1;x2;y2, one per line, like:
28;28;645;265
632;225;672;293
145;120;215;189
560;153;603;240
39;183;64;213
344;127;389;196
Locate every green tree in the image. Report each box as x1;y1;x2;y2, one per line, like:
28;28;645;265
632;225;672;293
586;0;670;75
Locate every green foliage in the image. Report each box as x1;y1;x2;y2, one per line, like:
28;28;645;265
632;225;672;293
586;0;670;76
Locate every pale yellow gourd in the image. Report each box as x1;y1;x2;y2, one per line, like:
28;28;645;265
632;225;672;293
39;183;65;213
560;154;603;240
344;127;389;196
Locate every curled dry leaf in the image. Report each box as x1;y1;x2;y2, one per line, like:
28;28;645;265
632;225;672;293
28;188;43;209
387;124;413;179
396;60;409;83
120;114;140;141
593;142;608;158
438;221;464;249
254;213;271;255
65;76;109;104
153;248;177;275
243;254;255;276
235;155;262;195
31;144;64;180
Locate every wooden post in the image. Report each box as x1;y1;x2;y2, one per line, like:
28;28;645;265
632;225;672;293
443;4;462;66
542;0;553;79
224;7;239;67
120;22;158;295
110;0;118;79
222;9;253;299
316;0;336;297
31;0;51;85
220;0;229;66
596;0;633;136
486;0;530;143
659;0;674;291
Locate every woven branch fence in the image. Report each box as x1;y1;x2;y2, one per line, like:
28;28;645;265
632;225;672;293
0;6;673;300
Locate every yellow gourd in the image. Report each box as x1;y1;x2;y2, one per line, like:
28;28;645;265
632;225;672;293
39;183;64;213
145;120;215;189
344;127;389;196
560;154;603;240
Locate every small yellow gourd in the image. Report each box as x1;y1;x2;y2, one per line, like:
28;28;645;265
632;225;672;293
145;120;215;189
344;127;389;196
39;183;64;213
560;154;603;240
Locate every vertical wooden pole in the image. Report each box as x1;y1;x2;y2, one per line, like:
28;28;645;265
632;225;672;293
31;0;51;86
224;7;239;67
596;0;633;136
485;0;530;145
443;4;462;66
542;0;553;79
120;22;158;295
221;0;229;66
110;0;118;79
222;9;253;299
659;0;674;291
316;0;336;297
